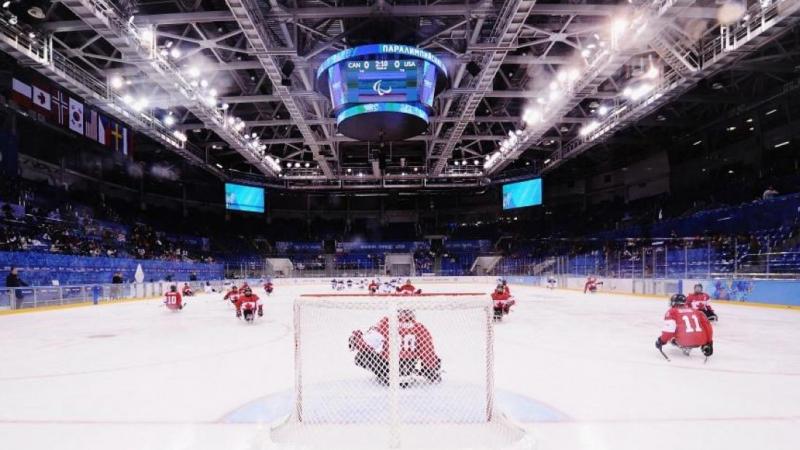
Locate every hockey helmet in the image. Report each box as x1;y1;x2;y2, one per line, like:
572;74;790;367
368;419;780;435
170;284;177;292
398;309;415;323
670;294;687;307
243;286;252;295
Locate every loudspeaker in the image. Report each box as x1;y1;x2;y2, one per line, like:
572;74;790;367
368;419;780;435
466;61;481;77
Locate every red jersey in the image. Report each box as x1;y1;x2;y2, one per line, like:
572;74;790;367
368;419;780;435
235;293;260;312
686;292;711;311
264;282;273;293
164;291;183;310
182;286;193;295
398;283;416;294
584;278;600;293
368;282;378;292
351;317;438;368
661;306;713;348
491;290;511;301
224;289;239;302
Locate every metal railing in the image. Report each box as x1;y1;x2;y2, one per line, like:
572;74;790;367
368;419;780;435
489;245;800;280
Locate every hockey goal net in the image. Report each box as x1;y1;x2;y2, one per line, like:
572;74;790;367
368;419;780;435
271;294;531;449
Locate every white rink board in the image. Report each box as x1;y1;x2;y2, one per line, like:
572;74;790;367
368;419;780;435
1;279;799;450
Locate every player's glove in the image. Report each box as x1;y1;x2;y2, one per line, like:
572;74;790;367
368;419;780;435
701;342;713;357
655;338;664;350
348;330;362;351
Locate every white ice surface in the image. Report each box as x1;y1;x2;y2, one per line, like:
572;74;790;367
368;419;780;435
1;282;799;450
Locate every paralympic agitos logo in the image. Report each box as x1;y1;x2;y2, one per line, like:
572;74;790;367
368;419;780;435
372;80;392;96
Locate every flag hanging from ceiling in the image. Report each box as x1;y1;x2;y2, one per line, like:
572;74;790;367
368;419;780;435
10;79;32;109
98;114;110;146
84;108;98;141
31;83;51;116
51;88;69;127
68;97;84;134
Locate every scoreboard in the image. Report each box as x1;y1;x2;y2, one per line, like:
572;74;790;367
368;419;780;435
328;59;437;109
316;44;448;141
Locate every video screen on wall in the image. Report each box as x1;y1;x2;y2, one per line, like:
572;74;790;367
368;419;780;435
502;178;543;210
225;183;265;213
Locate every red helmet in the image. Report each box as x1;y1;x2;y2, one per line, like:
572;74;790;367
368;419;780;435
398;309;415;323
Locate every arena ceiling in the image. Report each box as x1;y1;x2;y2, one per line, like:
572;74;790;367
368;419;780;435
1;0;799;190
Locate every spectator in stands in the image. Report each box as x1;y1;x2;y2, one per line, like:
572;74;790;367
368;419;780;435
1;203;13;220
762;185;779;200
5;267;28;309
189;271;198;281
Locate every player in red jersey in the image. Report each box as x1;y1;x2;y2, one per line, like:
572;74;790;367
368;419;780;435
181;283;194;297
655;294;713;359
490;282;516;321
223;285;240;304
396;279;422;295
234;287;262;322
686;283;717;322
164;285;184;311
584;276;603;294
263;280;274;295
348;309;441;385
368;280;379;295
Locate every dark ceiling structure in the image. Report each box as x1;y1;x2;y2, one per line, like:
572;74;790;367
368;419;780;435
1;0;799;190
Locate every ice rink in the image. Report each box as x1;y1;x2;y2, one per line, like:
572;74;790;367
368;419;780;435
1;280;799;450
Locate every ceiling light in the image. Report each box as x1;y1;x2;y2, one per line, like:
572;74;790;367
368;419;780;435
304;162;310;168
766;108;777;115
160;49;169;57
644;65;659;79
597;105;609;116
8;15;17;25
110;76;123;89
163;115;176;127
208;88;218;97
294;162;301;168
693;140;702;146
579;121;600;137
347;168;352;173
2;1;11;9
775;141;790;148
165;40;173;48
748;127;754;131
139;29;154;43
727;126;736;131
187;66;200;78
221;103;229;110
122;94;134;105
170;47;182;59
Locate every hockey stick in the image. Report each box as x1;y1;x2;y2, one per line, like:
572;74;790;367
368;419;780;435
658;347;671;362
